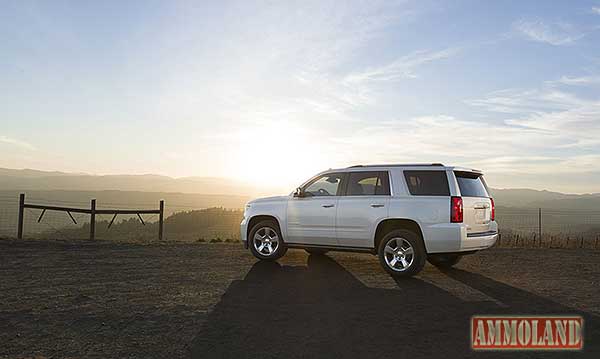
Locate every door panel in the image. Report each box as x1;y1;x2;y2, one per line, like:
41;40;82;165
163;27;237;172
336;197;389;248
286;197;338;245
336;171;390;248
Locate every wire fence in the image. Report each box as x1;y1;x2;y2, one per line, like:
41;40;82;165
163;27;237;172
1;194;599;248
495;207;600;249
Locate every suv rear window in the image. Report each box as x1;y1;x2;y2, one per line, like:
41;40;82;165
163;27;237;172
455;171;489;198
403;171;449;196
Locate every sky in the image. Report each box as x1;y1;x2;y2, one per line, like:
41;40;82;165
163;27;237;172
2;0;600;193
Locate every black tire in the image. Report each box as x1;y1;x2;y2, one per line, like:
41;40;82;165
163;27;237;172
305;248;329;255
248;220;287;261
377;229;426;278
427;254;462;268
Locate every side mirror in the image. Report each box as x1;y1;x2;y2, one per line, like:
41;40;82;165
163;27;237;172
293;187;304;198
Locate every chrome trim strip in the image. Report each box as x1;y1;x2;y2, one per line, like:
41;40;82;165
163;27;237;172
467;230;498;238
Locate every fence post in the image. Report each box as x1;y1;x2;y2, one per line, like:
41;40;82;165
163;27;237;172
90;199;96;240
158;200;164;241
17;193;25;239
538;208;542;248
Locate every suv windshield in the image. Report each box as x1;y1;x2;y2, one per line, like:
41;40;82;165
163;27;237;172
455;171;489;198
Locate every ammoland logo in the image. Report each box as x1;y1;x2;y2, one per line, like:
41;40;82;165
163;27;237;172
471;316;583;350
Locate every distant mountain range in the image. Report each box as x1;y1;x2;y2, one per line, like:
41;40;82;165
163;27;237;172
0;167;275;197
1;167;599;210
489;188;600;210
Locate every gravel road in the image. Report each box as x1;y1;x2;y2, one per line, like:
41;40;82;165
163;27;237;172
0;239;598;358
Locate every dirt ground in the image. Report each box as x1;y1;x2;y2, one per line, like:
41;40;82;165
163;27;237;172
1;239;599;358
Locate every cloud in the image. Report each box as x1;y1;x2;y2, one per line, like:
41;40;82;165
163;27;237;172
179;1;418;124
328;115;560;164
214;45;458;135
592;7;600;15
468;86;600;131
507;102;600;148
553;75;600;85
322;111;600;192
0;136;36;150
464;78;600;175
343;48;458;84
513;19;583;45
466;88;585;113
466;154;600;192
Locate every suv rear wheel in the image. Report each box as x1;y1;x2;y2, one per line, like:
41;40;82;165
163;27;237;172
427;254;462;268
378;229;426;277
249;220;287;261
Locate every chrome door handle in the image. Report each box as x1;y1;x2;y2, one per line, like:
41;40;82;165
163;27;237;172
370;203;384;208
322;204;335;208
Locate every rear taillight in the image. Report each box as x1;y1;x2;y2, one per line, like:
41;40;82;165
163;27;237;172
451;196;463;223
490;197;495;221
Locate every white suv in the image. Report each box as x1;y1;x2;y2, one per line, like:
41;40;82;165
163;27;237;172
240;164;498;277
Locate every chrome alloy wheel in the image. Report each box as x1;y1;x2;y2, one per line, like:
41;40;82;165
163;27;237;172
383;237;414;271
253;227;280;256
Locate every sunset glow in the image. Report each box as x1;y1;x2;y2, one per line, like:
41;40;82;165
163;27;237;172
2;1;600;193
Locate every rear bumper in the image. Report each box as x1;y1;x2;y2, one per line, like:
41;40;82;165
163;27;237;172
424;221;498;253
461;230;498;251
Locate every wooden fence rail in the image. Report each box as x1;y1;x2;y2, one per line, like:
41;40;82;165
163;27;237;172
17;193;164;240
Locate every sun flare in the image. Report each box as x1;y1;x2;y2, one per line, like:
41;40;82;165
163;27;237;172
227;123;331;192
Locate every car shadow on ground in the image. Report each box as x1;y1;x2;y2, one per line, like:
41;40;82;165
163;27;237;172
189;254;599;358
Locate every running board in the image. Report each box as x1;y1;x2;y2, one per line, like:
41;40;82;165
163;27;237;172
286;243;376;254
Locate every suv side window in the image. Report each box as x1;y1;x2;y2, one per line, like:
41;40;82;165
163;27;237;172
346;171;390;196
403;171;449;196
303;173;344;196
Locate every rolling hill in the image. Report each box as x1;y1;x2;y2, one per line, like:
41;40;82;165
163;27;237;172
2;167;600;211
0;167;279;197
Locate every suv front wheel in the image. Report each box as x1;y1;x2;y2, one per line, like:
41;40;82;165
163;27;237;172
378;229;426;277
249;220;287;261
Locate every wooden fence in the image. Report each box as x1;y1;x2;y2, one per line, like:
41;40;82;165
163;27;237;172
17;193;164;240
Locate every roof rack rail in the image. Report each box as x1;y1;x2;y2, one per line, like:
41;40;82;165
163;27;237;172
347;163;444;168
